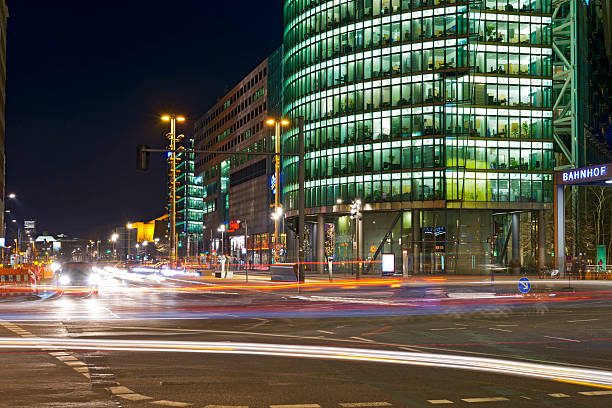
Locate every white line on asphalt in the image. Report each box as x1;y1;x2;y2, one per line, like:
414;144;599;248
399;346;422;353
151;400;192;407
496;325;518;327
109;386;134;395
270;405;321;408
489;328;512;333
544;335;581;343
461;397;509;403
578;390;612;396
317;330;335;335
203;406;248;408
339;403;391;407
117;393;153;401
548;393;571;398
102;307;120;319
519;396;531;400
567;318;600;323
350;336;374;342
427;400;454;404
56;355;78;361
64;360;87;366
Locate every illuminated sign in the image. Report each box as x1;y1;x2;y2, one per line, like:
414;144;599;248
24;220;36;230
227;220;241;233
558;164;610;185
382;253;395;274
270;174;277;195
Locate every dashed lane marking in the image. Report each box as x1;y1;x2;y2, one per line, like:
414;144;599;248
117;393;153;401
489;328;512;333
316;330;335;335
339;403;391;407
151;400;192;407
461;397;509;403
578;390;612;396
203;406;249;408
427;401;454;405
56;355;79;361
270;405;321;408
109;386;134;395
349;336;374;343
548;393;571;398
430;328;466;331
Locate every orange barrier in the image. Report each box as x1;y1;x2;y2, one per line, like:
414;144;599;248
0;269;36;297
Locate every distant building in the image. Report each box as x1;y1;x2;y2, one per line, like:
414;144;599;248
173;138;204;260
194;46;283;265
0;2;7;241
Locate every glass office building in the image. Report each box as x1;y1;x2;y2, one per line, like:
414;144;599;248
282;0;554;274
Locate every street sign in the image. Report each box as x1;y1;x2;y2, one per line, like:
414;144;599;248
370;245;377;253
518;277;531;294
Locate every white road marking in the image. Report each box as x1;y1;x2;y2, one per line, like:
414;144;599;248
56;355;78;361
339;403;391;407
73;367;89;373
568;318;600;323
578;390;612;396
151;401;192;407
102;307;120;319
544;335;581;343
317;330;335;335
109;386;134;395
496;325;518;327
203;406;248;408
548;393;571;398
399;346;421;353
461;397;509;403
118;393;153;401
64;360;87;366
427;400;454;404
270;405;321;408
48;352;71;356
489;328;512;333
430;328;466;331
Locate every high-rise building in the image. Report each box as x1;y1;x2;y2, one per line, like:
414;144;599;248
0;2;7;242
174;138;204;260
282;0;554;274
195;48;284;265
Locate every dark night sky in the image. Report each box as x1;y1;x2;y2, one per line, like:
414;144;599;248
5;1;283;238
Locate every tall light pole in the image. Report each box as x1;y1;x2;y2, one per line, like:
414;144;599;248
218;224;226;257
162;114;185;267
126;223;133;261
266;118;290;263
111;233;119;261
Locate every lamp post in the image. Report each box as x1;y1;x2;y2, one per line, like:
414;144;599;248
111;233;119;261
126;223;133;261
350;199;363;279
162;114;186;267
218;224;226;257
266;118;290;263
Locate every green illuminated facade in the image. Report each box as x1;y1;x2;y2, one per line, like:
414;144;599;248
282;0;554;274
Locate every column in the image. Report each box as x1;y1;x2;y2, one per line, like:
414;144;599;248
317;213;325;275
412;209;420;274
511;212;520;274
554;184;565;274
538;210;546;271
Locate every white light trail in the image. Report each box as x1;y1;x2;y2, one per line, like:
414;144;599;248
0;338;611;388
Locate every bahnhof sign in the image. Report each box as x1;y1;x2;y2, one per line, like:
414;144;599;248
556;163;611;185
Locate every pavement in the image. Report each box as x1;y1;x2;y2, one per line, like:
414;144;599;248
1;271;612;406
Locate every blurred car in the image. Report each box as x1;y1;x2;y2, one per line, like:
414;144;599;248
55;262;100;295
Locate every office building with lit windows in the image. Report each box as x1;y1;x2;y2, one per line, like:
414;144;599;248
281;0;554;274
194;47;284;264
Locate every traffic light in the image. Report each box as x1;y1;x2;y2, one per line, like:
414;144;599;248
137;144;150;171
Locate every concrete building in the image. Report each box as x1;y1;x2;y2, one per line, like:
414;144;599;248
194;47;283;265
281;0;554;274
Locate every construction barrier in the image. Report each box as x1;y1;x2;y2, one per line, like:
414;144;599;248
0;268;36;297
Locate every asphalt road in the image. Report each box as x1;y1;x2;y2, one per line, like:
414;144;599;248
1;274;612;407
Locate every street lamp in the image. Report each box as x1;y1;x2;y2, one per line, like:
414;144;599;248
266;117;290;263
162;114;185;267
8;193;15;199
126;223;133;261
111;233;119;261
350;199;363;279
217;224;226;257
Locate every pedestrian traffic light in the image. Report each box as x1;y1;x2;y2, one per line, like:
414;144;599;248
136;144;150;171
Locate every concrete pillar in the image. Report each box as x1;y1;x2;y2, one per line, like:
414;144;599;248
412;209;420;274
357;215;363;277
511;212;520;274
538;210;546;271
554;184;565;274
317;213;325;275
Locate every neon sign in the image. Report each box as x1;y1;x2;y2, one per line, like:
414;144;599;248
560;165;608;184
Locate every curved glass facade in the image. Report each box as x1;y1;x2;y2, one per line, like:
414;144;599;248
282;0;554;274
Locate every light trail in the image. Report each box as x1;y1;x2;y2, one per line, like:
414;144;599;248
1;337;612;389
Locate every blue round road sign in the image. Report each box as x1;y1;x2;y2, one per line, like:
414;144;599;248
518;277;531;294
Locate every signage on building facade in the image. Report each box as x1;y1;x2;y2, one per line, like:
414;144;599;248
227;220;241;233
557;164;611;185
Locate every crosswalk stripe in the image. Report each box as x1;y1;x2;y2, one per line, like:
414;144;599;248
339;403;391;407
578;390;612;396
548;393;571;398
427;400;454;404
461;397;509;403
270;405;321;408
